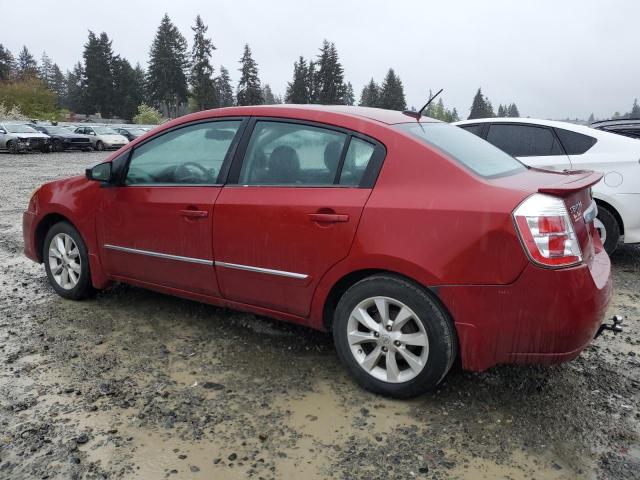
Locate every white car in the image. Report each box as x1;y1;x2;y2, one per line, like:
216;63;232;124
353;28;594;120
73;125;129;151
454;117;640;254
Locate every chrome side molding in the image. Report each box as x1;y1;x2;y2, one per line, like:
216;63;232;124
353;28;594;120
214;261;308;279
104;244;213;266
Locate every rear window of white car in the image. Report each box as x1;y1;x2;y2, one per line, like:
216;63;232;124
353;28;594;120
397;123;525;178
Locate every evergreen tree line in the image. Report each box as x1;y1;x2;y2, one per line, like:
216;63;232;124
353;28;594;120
468;88;520;119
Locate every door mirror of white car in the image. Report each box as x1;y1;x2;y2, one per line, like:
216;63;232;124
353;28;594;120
86;162;112;182
0;128;6;134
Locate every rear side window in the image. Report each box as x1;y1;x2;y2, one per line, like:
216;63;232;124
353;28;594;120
486;124;564;157
340;138;375;186
397;123;525;178
239;121;348;185
460;124;483;137
554;128;597;155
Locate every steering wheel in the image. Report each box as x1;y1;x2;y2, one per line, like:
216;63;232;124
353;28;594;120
174;162;211;183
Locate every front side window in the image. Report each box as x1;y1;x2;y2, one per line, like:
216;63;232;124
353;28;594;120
238;121;348;186
486;124;564;157
125;120;241;185
396;122;525;178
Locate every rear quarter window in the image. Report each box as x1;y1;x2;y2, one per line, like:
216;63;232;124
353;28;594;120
397;123;525;178
554;128;597;155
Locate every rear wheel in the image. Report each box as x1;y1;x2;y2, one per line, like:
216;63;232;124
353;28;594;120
333;275;457;398
595;205;620;255
43;222;95;300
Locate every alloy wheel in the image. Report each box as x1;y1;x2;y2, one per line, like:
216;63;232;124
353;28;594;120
48;233;82;290
346;296;429;383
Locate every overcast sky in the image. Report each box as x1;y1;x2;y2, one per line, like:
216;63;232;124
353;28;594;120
2;0;638;119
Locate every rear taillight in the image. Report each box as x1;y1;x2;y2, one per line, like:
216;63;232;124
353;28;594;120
513;193;582;268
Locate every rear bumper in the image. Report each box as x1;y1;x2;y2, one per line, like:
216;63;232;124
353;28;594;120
23;211;39;262
439;248;612;371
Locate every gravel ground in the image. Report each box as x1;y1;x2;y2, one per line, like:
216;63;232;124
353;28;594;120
0;150;639;480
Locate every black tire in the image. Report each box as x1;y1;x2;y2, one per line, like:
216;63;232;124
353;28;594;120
596;205;620;255
7;140;18;154
43;222;96;300
52;139;64;152
333;274;457;398
95;141;104;151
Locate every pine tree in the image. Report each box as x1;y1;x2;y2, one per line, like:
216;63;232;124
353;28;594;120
82;31;116;116
112;57;142;120
344;82;355;106
285;56;308;104
50;64;66;107
133;63;147;106
497;104;505;117
215;65;234;107
378;69;406;111
448;108;460;122
630;99;640;120
189;15;217;111
236;44;263;106
468;88;495;119
39;52;54;87
587;113;595;123
359;78;379;107
65;62;85;113
315;40;345;104
262;84;276;104
306;60;317;103
507;102;520;117
17;46;38;79
0;44;14;81
148;14;190;118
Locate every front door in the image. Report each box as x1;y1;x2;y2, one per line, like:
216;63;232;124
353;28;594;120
96;119;245;296
485;123;572;170
213;119;383;316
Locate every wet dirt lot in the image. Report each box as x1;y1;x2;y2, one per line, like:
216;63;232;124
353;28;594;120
0;151;638;480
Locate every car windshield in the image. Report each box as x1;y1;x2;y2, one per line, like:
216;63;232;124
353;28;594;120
45;127;69;134
4;124;38;133
395;122;526;178
128;128;146;135
93;127;118;134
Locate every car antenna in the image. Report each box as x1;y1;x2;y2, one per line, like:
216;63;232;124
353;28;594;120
402;88;444;119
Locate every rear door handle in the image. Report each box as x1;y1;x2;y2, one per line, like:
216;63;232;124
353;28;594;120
307;213;349;223
180;209;208;218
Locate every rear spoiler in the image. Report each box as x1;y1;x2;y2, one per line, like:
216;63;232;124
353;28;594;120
536;170;603;197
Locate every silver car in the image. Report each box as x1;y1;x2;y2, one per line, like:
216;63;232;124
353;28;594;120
74;125;129;151
0;123;51;153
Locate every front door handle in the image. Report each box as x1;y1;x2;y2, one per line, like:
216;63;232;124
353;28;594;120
307;213;349;223
180;209;208;218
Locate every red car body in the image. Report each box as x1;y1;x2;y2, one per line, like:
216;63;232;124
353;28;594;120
23;105;612;372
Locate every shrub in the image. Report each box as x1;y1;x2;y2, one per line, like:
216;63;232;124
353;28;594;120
133;103;162;125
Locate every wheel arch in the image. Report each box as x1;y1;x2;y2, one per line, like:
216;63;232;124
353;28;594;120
321;268;452;333
35;212;76;262
594;197;624;235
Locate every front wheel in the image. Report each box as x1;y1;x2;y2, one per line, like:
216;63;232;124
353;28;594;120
594;205;620;255
333;275;457;398
95;141;104;151
43;222;95;300
7;140;19;154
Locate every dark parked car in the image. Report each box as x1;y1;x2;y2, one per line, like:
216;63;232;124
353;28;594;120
113;127;147;142
34;126;93;152
23;105;614;397
591;119;640;139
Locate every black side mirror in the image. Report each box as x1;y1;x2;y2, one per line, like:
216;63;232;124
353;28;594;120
86;162;112;182
0;129;6;134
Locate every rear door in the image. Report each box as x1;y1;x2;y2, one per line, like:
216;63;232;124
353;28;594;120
485;123;571;171
96;119;245;296
213;119;385;316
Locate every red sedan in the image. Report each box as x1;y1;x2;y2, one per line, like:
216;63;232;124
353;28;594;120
23;105;612;397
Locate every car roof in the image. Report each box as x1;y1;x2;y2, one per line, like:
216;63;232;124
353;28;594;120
591;119;640;127
454;117;605;136
201;104;441;126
